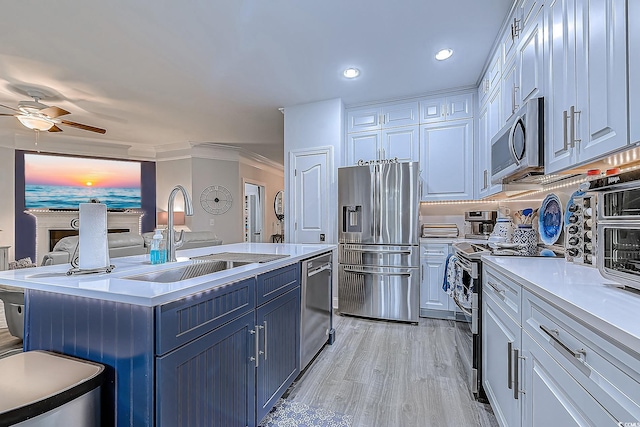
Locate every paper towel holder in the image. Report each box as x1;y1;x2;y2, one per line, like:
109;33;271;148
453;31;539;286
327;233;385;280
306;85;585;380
66;207;116;276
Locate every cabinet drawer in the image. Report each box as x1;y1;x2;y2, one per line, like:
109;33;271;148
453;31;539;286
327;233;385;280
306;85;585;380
155;277;256;355
420;243;449;258
483;265;522;324
256;263;300;306
523;289;640;422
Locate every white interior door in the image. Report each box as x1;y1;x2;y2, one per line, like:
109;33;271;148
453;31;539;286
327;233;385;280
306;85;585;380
291;150;330;244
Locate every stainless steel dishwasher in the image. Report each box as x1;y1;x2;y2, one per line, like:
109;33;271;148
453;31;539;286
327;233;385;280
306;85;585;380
300;252;334;371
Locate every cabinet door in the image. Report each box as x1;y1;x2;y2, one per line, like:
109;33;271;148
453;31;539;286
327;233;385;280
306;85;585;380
486;88;504;196
630;0;640;145
575;0;628;163
520;0;543;34
419;244;449;313
502;12;519;65
546;0;577;173
420;120;473;201
346;107;381;133
476;105;491;199
446;93;473;121
346;131;380;165
420;97;446;124
381;125;419;162
381;101;419;129
521;331;619;427
256;288;300;423
483;294;521;427
156;311;257;427
501;57;519;126
518;6;544;104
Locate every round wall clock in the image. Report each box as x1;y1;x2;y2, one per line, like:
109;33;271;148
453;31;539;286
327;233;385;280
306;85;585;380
200;185;233;215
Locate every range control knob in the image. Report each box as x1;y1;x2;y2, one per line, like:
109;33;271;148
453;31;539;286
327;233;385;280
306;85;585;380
567;225;579;234
568;215;580;224
568;237;580;246
567;248;580;257
568;204;580;213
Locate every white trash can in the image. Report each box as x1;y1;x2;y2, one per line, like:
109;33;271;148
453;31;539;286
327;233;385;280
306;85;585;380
0;351;104;426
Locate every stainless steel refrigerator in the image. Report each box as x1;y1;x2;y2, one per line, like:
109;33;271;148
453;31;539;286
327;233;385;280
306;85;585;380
337;162;420;322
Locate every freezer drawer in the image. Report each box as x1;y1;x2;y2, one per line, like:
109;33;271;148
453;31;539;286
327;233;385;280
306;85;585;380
338;264;419;322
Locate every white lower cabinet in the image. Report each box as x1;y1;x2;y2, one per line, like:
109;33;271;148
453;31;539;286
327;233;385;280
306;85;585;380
483;264;640;427
419;242;456;318
483;289;522;427
521;331;618;426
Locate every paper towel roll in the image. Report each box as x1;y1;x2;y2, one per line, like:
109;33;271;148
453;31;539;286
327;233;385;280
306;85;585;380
78;203;110;270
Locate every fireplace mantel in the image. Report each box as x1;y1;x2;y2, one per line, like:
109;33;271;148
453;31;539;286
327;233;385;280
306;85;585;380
27;209;144;264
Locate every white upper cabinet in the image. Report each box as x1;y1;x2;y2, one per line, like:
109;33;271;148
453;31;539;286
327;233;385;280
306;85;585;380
476;88;503;199
517;5;544;105
501;57;519;126
546;0;628;174
346;102;419;133
519;0;543;34
345;126;419;165
419;93;473;124
479;51;502;108
345;102;420;165
420;119;473;201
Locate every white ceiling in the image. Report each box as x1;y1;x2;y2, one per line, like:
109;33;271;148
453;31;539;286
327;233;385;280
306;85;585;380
0;0;513;164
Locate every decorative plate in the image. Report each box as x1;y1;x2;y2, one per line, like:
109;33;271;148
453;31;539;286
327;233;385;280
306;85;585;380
539;193;563;245
564;190;585;227
200;185;233;215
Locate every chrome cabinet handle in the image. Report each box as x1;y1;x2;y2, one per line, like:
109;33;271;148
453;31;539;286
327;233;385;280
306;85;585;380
263;321;268;361
563;110;569;151
487;281;505;295
540;325;586;359
571;106;581;147
249;328;258;367
483;170;488;190
442;105;445;117
513;85;519;112
421;264;424;282
513;347;520;399
508;341;513;390
256;325;262;367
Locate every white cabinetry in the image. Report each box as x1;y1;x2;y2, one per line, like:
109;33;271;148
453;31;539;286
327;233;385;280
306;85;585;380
479;52;502;109
476;88;503;199
630;0;640;145
419;93;473;124
483;262;640;427
345;102;420;165
345;126;419;165
419;242;455;318
420;120;473;201
546;0;628;174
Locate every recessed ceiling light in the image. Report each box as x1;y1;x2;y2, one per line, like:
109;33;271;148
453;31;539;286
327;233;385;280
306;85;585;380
435;49;454;61
343;68;360;79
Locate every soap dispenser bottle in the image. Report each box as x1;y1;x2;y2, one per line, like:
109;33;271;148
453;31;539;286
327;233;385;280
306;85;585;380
150;229;166;264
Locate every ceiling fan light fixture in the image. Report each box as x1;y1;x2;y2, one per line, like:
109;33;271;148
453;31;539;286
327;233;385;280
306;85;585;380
17;115;54;131
435;48;454;61
343;67;360;79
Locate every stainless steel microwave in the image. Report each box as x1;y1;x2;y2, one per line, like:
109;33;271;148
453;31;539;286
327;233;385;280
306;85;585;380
491;97;544;184
587;169;640;291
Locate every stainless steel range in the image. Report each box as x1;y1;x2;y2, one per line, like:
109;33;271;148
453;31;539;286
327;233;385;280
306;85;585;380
337;162;420;323
449;241;491;400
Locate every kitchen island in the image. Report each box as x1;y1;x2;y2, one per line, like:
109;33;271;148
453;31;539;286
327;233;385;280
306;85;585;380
0;242;336;427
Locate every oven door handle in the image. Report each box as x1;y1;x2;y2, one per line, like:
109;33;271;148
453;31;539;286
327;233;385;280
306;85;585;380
452;294;472;316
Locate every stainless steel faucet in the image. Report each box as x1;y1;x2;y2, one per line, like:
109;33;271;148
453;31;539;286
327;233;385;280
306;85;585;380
167;185;194;262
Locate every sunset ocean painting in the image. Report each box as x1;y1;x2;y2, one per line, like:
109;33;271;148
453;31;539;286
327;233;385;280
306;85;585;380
25;153;141;209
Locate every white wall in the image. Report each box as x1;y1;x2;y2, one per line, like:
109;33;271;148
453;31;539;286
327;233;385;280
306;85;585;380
155;157;194;229
283;98;344;244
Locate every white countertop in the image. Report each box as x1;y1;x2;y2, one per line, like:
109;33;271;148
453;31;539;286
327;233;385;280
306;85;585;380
0;243;336;307
482;256;640;355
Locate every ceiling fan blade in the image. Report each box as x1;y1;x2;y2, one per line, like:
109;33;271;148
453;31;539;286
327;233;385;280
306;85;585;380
48;125;63;132
60;120;106;134
40;106;70;118
0;103;20;113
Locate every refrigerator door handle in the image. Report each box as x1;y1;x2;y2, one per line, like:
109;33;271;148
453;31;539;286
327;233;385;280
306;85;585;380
343;267;412;277
346;248;412;255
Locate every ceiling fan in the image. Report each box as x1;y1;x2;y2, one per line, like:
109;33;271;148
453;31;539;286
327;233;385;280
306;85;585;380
0;91;106;134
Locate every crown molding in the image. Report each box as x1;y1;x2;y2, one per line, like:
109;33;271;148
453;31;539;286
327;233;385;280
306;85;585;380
344;85;477;109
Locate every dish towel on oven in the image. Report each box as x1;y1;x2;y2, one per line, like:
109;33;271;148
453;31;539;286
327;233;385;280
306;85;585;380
443;253;460;296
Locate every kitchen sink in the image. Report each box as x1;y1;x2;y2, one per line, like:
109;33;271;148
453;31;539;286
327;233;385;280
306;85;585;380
190;252;290;263
124;260;254;283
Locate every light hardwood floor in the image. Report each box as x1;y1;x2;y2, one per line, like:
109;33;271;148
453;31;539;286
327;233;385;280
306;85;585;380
286;313;498;427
